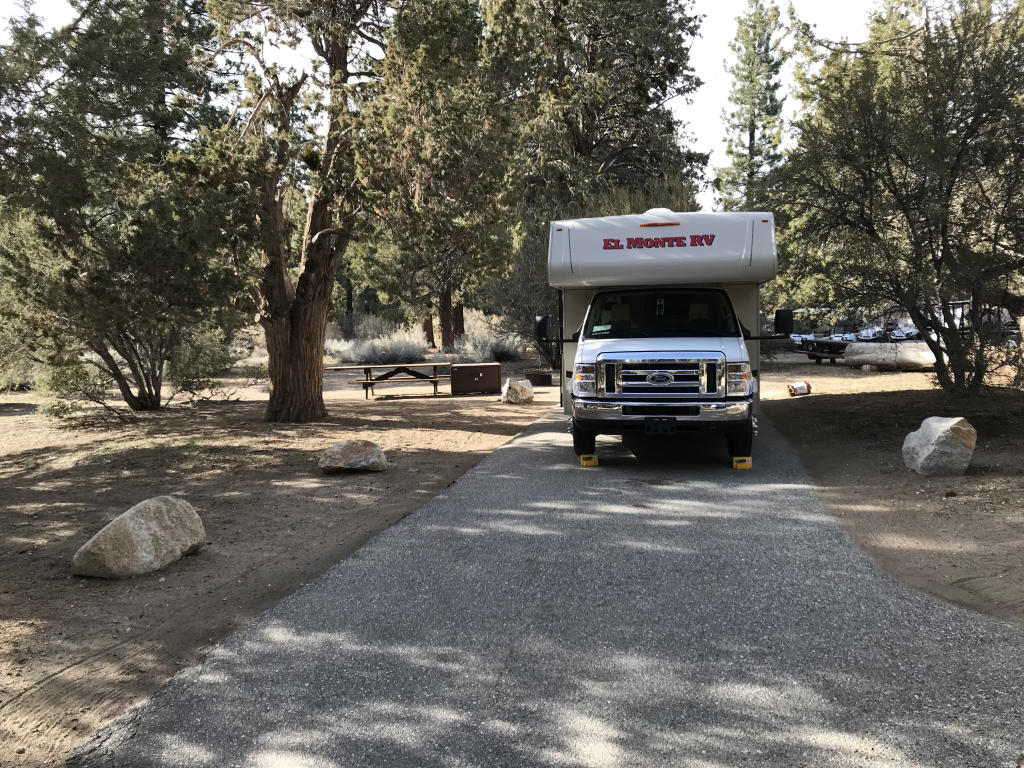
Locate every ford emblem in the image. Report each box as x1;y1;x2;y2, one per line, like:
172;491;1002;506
645;372;673;385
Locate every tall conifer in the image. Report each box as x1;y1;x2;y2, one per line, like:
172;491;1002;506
717;0;788;211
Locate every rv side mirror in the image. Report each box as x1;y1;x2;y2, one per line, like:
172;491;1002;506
534;315;551;340
774;309;794;335
571;329;581;342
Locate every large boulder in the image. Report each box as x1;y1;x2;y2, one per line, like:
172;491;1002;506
320;440;388;473
902;416;977;476
72;496;205;578
501;378;534;404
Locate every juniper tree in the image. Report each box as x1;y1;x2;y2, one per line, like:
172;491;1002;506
784;0;1024;396
0;0;249;411
208;0;387;422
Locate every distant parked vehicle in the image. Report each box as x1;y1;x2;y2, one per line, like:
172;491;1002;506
857;308;920;342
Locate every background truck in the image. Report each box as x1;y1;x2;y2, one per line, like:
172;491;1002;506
538;208;790;463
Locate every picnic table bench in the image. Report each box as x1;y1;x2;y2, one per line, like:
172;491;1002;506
325;363;452;398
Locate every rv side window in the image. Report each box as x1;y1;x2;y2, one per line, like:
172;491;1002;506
583;289;739;339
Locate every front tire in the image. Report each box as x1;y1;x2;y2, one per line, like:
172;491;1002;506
727;422;753;458
572;425;596;455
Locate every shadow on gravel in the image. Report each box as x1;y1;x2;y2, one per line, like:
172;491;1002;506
64;421;1024;768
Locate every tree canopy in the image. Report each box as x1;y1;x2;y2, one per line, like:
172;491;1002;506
480;0;706;360
355;0;507;351
784;0;1024;396
0;0;249;411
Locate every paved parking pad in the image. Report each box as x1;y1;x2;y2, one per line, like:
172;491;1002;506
67;415;1024;767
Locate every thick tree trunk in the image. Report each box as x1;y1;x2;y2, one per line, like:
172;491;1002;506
422;314;436;347
264;299;330;422
262;208;348;422
453;302;465;340
438;286;455;352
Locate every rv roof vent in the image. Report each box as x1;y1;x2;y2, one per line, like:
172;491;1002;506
644;207;674;216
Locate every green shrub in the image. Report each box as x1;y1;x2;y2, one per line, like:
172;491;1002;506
166;324;242;403
42;361;117;422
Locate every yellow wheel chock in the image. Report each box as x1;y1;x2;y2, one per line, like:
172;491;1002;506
580;454;599;467
732;456;752;470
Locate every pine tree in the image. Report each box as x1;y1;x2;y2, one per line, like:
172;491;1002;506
485;0;704;199
717;0;788;211
479;0;705;364
354;0;507;352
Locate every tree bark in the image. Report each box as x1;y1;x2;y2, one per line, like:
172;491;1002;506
422;313;435;347
342;276;355;339
438;285;454;352
262;195;350;421
264;298;331;422
453;302;465;339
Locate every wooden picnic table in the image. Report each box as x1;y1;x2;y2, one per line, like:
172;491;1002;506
325;362;452;398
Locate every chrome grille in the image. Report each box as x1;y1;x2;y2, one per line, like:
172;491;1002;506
597;357;724;398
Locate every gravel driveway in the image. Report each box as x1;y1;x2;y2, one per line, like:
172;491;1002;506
66;414;1024;767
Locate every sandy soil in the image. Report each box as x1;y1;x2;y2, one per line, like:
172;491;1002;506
761;353;1024;624
3;354;1023;767
0;366;558;768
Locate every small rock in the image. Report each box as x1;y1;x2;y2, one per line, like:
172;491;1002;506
501;378;534;404
72;497;204;579
319;440;388;473
903;416;977;476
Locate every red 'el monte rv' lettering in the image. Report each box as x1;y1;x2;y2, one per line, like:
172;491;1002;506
621;234;714;249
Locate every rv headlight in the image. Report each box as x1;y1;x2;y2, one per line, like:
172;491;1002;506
572;364;596;396
726;363;751;396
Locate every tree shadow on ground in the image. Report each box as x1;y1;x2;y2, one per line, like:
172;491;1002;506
0;390;555;768
763;388;1024;629
0;402;38;416
61;418;1024;767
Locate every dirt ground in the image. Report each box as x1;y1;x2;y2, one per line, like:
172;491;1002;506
3;354;1024;767
0;366;558;768
761;353;1024;624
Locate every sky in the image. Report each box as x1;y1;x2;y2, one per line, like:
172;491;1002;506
2;0;878;210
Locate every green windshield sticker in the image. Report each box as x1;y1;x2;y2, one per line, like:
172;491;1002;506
592;324;611;332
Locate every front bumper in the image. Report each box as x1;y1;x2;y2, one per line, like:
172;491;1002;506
571;397;751;434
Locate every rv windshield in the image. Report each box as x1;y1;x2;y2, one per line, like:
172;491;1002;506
583;289;739;339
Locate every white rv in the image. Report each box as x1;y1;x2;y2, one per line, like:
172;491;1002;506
540;208;789;463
